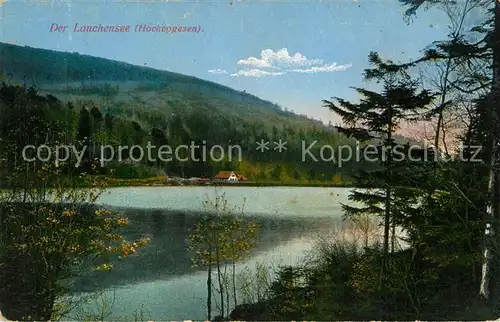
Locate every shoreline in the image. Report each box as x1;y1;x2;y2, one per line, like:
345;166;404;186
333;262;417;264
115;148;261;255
0;182;357;191
103;181;356;188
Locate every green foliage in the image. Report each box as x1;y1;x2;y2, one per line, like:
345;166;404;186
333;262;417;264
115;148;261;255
60;83;120;98
0;169;151;320
267;266;314;319
0;84;151;321
77;107;91;140
188;191;259;319
0;42;377;183
324;53;435;292
110;162;161;179
236;261;273;305
241;234;492;320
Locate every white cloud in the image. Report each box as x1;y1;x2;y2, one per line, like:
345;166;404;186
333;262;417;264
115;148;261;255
208;69;229;75
291;62;353;73
209;48;351;77
238;48;322;68
230;69;284;77
237;57;273;68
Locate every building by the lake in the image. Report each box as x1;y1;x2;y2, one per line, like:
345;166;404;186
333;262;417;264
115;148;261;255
213;171;248;183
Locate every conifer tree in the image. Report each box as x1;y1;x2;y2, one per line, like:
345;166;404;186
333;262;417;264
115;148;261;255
77;107;91;141
323;52;434;291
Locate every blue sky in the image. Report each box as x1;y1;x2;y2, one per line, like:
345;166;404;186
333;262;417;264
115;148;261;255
0;0;449;123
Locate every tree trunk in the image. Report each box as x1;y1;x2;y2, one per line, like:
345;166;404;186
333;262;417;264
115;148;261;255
232;244;237;309
380;107;393;292
381;186;391;285
207;259;212;321
391;219;396;254
480;0;500;310
216;247;224;318
434;57;452;151
225;264;230;318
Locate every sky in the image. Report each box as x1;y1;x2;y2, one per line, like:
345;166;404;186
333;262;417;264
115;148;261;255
0;0;450;123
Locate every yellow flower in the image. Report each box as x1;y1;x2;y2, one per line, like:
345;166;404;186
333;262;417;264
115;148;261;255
62;209;76;217
117;217;129;226
15;243;27;250
70;244;81;252
95;209;107;216
96;263;113;271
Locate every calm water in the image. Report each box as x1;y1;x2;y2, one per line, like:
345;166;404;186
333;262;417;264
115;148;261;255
66;186;354;320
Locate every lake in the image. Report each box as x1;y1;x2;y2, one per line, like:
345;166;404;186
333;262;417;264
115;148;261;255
66;186;356;320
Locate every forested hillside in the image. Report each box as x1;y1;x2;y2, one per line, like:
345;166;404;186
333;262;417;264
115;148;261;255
0;42;383;183
0;42;288;112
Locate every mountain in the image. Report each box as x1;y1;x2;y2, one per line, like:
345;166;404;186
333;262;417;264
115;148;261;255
0;42;285;111
0;42;412;182
0;42;335;128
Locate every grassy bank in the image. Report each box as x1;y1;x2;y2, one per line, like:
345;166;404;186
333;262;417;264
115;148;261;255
227;235;496;321
104;176;170;187
104;177;356;188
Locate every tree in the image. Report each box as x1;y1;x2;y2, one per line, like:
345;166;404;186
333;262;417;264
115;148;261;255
77;107;91;141
0;84;150;321
399;0;500;308
150;128;168;169
104;113;114;132
90;105;103;134
188;191;259;320
0;174;150;320
415;0;480;151
323;52;434;291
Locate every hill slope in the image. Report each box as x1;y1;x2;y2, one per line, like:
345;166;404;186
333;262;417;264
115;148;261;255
1;42;364;182
0;42;416;182
0;42;286;112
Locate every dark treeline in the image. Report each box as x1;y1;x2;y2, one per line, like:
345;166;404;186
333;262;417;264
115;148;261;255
0;80;377;185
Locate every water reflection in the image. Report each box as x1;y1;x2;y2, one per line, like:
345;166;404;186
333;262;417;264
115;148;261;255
72;207;344;293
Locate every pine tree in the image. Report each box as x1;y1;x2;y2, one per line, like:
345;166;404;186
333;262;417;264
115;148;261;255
323;52;434;291
77;107;91;141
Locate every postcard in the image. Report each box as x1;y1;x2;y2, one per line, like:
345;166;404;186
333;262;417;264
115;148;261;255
1;0;498;321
